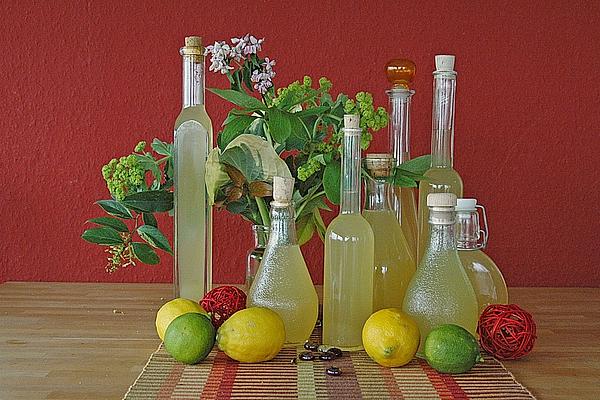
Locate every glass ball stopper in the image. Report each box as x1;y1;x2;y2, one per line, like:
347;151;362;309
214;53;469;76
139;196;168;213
385;59;416;89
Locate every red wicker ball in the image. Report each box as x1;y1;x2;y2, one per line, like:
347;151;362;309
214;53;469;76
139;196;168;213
200;286;247;328
477;304;537;360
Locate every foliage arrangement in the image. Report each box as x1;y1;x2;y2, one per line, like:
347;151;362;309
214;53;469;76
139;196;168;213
83;34;430;272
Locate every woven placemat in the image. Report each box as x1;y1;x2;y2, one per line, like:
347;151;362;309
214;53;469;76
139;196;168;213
124;329;536;400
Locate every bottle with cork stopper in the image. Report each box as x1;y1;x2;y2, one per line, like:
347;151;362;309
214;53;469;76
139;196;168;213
323;115;375;351
247;176;318;345
363;153;416;311
403;192;478;349
416;55;464;264
173;36;214;301
385;58;419;261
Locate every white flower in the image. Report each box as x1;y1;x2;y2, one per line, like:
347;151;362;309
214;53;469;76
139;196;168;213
262;57;276;74
251;65;275;94
232;34;264;56
205;41;233;74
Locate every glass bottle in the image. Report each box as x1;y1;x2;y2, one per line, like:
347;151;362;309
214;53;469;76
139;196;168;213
403;193;478;349
245;225;269;291
363;154;416;311
456;198;508;314
173;36;213;300
417;55;463;264
385;58;419;261
247;177;318;345
323;115;375;351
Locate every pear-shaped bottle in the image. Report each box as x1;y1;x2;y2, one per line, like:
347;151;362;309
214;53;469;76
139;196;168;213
247;177;319;345
456;198;508;314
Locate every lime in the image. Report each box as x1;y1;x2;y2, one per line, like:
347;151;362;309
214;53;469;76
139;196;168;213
216;307;285;363
362;308;420;367
155;298;209;341
164;313;215;364
423;324;482;374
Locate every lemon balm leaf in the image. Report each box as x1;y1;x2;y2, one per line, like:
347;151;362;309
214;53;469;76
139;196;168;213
87;217;129;233
82;227;123;246
137;225;173;254
96;200;133;219
132;242;160;265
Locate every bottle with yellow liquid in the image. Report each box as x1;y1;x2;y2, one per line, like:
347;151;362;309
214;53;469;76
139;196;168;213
363;154;416;311
403;193;478;349
173;36;213;300
385;58;419;261
323;115;374;351
456;198;508;314
248;177;318;345
417;55;463;263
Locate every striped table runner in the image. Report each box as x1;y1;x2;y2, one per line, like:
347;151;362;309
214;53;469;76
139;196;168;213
124;330;536;399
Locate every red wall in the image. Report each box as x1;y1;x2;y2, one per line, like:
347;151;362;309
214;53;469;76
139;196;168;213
1;1;598;287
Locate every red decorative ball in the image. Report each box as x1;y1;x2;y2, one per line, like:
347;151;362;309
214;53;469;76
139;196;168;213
200;286;247;328
477;304;537;360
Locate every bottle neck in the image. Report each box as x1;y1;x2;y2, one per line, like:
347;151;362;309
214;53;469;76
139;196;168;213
428;212;458;253
267;204;298;246
182;55;205;108
456;210;481;250
340;128;362;215
252;224;270;248
387;88;414;165
431;71;456;168
364;178;393;211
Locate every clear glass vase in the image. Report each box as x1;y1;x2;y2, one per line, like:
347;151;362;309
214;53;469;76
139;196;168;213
245;225;269;291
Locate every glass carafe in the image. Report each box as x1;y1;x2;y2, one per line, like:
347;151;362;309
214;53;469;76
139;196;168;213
363;154;416;311
245;225;269;291
247;177;318;345
456;199;508;314
403;193;478;349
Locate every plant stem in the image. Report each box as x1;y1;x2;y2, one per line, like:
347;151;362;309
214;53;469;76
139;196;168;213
255;197;271;226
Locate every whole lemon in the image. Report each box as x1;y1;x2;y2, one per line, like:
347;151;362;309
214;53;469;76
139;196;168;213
156;298;209;341
362;308;420;367
216;307;285;363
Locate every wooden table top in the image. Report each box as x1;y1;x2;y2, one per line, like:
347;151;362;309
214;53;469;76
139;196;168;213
0;283;598;400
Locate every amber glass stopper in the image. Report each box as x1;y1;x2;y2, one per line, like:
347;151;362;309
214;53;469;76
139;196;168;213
385;59;416;89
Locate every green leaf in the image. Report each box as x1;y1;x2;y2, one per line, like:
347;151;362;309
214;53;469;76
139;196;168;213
208;88;266;110
398;155;431;175
121;190;173;213
205;147;230;205
81;227;123;245
323;162;341;205
134;153;160;182
151;139;172;156
295;105;330;117
266;109;292;143
137;225;173;254
96;200;133;219
132;242;160;265
313;208;327;241
297;195;329;219
219;115;255;150
285;116;310;151
389;174;418;188
87;217;129;232
142;213;158;227
296;214;315;246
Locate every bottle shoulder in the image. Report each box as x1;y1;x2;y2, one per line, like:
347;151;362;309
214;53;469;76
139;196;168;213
174;106;213;132
326;214;374;239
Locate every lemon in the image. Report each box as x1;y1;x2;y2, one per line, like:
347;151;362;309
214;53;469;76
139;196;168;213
155;298;209;341
216;307;285;363
164;313;215;364
423;324;482;374
362;308;420;367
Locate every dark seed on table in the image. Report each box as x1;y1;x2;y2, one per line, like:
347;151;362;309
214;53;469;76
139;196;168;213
319;352;335;361
315;319;322;328
304;341;319;351
299;351;315;361
326;366;342;376
328;348;343;357
290;358;297;364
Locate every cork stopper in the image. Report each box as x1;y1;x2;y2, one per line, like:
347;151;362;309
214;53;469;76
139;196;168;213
435;55;455;72
272;176;294;207
385;58;416;89
364;154;394;178
343;114;360;131
180;36;203;56
427;192;457;208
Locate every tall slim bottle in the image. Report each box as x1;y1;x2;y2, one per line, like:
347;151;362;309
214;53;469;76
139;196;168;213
363;154;415;311
417;55;464;263
173;36;213;300
403;193;478;349
323;115;374;351
247;177;319;345
385;59;419;261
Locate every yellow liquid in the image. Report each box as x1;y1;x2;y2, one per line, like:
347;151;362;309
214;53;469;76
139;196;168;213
248;244;318;345
402;246;478;349
459;250;509;314
417;167;463;263
396;186;418;261
363;210;415;311
174;105;213;301
323;214;374;351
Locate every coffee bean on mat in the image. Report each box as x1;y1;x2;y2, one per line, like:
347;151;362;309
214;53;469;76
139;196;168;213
319;352;335;361
327;348;343;357
299;352;315;361
326;366;342;376
304;341;319;351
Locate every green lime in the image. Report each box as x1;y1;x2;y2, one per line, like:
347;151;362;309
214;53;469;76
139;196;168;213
423;324;482;374
164;313;215;364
